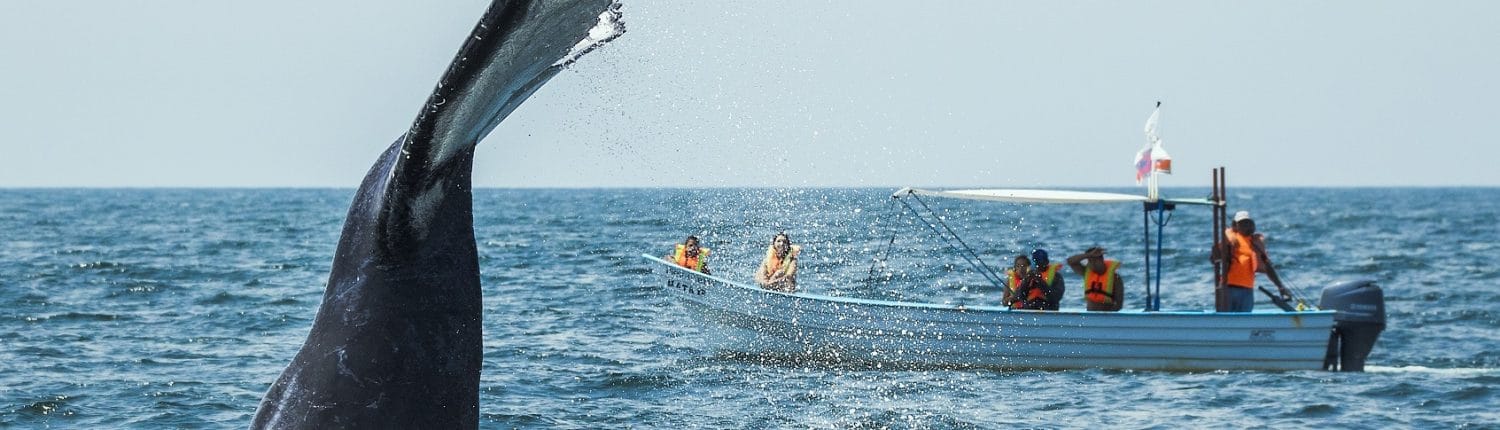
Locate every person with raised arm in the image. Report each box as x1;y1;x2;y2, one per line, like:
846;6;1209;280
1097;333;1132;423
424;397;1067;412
1068;247;1124;311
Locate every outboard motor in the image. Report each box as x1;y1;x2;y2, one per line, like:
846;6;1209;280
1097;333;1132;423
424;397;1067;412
1320;280;1385;371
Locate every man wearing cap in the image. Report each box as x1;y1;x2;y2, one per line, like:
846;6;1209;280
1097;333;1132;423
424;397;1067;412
1067;247;1124;311
1212;211;1292;312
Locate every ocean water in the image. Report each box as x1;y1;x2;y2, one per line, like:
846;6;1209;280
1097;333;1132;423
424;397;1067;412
2;187;1497;429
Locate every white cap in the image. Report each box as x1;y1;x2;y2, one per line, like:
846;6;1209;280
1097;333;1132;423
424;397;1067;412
1233;211;1252;222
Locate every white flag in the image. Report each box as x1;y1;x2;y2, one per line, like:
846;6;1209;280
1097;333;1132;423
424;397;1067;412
1143;106;1161;145
1143;103;1170;176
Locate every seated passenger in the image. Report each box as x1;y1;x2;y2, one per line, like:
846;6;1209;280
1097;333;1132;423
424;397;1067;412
1001;255;1034;309
1005;249;1064;310
755;232;799;293
1067;247;1123;311
668;235;710;274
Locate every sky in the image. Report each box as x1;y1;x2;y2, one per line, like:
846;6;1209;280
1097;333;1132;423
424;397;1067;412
3;1;1497;188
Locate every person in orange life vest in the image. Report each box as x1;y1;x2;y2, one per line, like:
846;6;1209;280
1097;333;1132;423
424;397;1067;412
1067;247;1124;312
755;232;799;293
667;235;710;274
1005;249;1064;310
1001;255;1032;308
1211;211;1291;312
1032;249;1065;310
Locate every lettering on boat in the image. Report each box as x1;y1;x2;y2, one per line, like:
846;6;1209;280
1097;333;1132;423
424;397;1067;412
666;277;708;296
1249;329;1276;342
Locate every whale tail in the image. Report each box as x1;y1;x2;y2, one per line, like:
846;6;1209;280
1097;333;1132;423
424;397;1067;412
251;1;622;429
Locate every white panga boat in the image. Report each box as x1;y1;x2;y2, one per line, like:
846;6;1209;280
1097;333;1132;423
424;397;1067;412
645;253;1338;371
645;105;1384;371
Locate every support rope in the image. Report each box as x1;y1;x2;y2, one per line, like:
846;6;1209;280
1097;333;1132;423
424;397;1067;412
899;194;1006;290
863;199;904;285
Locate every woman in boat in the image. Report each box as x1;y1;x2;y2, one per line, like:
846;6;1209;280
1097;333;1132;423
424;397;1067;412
1067;247;1124;311
668;235;710;274
1001;255;1033;309
1004;250;1064;310
755;232;800;293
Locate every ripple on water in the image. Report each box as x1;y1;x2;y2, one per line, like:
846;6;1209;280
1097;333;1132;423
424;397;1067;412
70;261;125;270
481;412;556;428
195;291;252;306
262;297;302;306
601;371;681;390
1446;384;1493;402
1359;381;1425;399
1292;403;1340;417
12;394;81;421
12;346;69;360
24;312;122;323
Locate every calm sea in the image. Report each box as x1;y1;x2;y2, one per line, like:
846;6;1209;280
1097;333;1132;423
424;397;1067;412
2;188;1497;428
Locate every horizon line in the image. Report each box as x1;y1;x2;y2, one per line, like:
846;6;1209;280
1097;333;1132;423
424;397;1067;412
4;184;1499;190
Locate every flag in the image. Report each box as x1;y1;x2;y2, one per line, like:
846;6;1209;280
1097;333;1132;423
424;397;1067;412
1134;102;1171;184
1134;145;1152;184
1151;139;1172;174
1143;105;1161;144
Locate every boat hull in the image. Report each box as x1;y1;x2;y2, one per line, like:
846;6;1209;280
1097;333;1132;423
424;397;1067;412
647;255;1335;371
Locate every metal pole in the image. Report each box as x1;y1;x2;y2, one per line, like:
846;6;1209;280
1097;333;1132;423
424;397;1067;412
1154;202;1165;311
1143;203;1152;311
1213;168;1224;312
1206;168;1218;313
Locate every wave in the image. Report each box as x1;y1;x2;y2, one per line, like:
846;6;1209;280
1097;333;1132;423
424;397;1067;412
24;312;122;323
7;394;85;421
1364;365;1500;375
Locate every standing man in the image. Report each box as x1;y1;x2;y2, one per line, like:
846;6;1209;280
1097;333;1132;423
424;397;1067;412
1212;211;1292;312
1067;247;1124;311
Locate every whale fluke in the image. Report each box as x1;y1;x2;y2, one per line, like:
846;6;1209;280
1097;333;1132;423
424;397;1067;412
251;1;621;428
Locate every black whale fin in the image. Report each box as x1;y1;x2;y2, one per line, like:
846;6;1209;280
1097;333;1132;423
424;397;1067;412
251;1;621;429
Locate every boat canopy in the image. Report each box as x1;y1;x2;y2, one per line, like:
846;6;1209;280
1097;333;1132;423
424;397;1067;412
895;187;1213;206
889;184;1218;311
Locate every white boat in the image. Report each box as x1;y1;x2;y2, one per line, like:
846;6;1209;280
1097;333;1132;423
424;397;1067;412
645;253;1337;371
645;105;1383;371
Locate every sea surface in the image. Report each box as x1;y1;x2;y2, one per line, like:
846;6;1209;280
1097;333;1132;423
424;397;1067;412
2;187;1497;429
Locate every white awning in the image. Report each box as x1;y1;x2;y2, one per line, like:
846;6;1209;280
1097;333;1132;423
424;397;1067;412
894;188;1215;206
888;187;1146;203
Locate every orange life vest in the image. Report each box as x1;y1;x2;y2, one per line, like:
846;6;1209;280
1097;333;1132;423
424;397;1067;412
1224;228;1256;288
1083;260;1120;304
1007;263;1060;308
673;244;709;272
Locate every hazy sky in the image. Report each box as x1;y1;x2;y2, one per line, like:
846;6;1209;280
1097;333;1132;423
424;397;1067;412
4;1;1497;188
